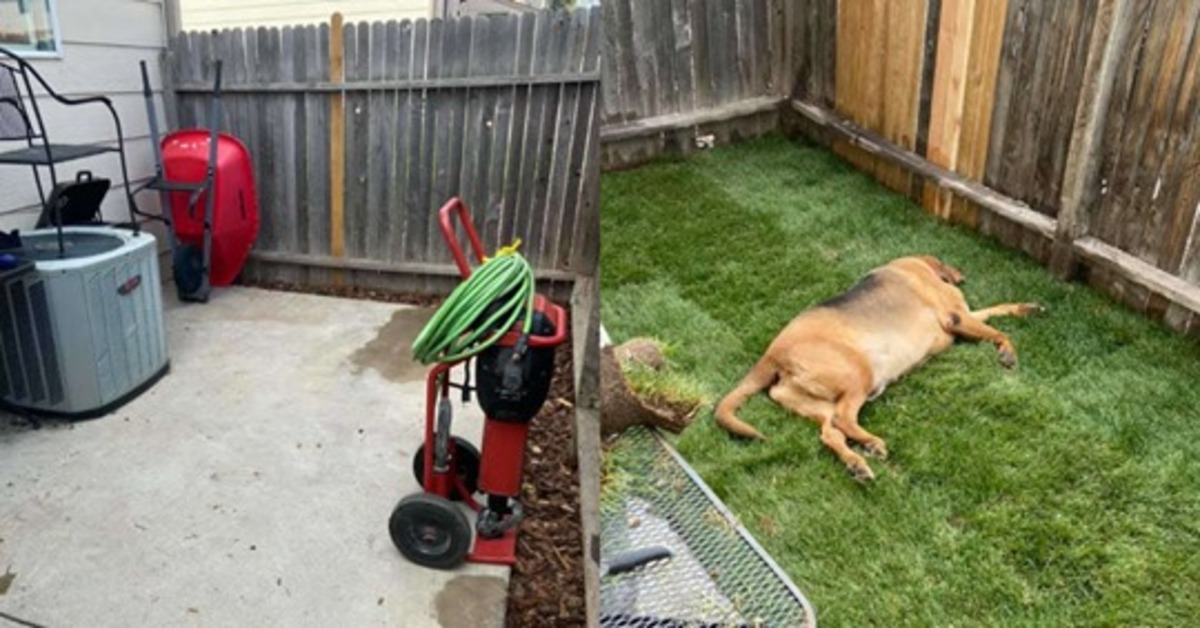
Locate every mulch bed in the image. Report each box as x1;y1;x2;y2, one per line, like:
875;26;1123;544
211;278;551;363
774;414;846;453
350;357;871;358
245;280;586;625
505;349;585;627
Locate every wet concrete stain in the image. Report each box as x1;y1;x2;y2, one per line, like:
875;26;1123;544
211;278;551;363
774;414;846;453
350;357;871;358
435;575;507;628
349;307;436;382
0;566;14;595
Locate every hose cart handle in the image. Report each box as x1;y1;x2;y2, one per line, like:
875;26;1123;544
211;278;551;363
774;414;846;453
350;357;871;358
438;197;487;279
527;298;568;349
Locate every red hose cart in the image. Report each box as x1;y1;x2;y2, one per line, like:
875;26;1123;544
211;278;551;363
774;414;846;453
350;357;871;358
389;198;568;570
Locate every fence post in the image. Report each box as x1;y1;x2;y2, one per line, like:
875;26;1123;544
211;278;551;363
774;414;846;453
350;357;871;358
329;12;346;284
1049;0;1134;277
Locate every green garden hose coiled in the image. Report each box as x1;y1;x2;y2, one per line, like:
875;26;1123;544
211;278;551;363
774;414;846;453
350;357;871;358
411;248;535;365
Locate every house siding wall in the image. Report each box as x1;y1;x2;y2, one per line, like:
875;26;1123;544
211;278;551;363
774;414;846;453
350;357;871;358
179;0;432;31
0;0;169;232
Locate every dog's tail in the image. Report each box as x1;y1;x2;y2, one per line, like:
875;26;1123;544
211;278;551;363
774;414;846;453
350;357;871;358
714;357;777;440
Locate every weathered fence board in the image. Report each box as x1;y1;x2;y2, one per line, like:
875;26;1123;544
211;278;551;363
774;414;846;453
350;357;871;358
599;0;786;168
174;8;601;289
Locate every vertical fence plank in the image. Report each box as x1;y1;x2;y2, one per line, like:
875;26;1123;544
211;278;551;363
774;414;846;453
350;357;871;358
711;0;736;105
501;12;536;248
988;0;1041;204
754;0;773;95
290;26;310;259
485;14;519;251
877;0;928;194
924;0;975;218
416;18;442;265
1160;42;1200;276
651;0;676;115
482;15;508;253
461;16;495;251
1127;1;1199;268
309;24;331;258
1099;2;1166;254
278;27;300;262
545;9;590;270
513;12;550;263
1050;0;1134;275
600;3;622;122
251;27;274;253
381;20;407;263
630;1;658;119
1037;2;1098;219
328;13;346;264
343;22;371;259
364;20;392;262
403;19;429;264
444;17;473;268
812;0;837;107
689;0;713;110
735;0;754;99
612;0;639;122
834;0;886;175
530;11;570;269
566;8;601;273
949;0;1008;227
670;0;697;113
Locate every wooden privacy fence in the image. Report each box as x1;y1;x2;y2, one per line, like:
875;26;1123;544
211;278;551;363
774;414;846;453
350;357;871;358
788;0;1200;335
170;8;601;292
600;0;795;167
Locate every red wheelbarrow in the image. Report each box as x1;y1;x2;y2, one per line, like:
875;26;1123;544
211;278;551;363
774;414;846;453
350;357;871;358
389;198;568;570
134;59;259;302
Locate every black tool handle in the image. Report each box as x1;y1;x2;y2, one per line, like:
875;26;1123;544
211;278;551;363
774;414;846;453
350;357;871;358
603;546;673;577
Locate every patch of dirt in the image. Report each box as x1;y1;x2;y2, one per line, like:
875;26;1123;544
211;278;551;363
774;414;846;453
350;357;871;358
506;348;585;627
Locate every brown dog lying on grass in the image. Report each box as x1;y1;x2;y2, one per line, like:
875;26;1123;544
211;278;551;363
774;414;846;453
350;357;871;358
714;256;1041;481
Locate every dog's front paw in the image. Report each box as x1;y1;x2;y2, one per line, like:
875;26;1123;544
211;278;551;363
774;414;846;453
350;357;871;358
864;439;889;460
1018;303;1045;317
848;460;876;483
998;347;1018;369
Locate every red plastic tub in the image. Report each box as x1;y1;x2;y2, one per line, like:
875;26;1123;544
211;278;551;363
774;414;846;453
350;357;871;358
160;130;259;286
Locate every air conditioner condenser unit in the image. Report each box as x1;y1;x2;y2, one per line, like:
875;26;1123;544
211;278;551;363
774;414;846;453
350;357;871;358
0;226;169;418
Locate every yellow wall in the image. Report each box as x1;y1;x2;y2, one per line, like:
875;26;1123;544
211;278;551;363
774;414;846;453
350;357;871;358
179;0;433;31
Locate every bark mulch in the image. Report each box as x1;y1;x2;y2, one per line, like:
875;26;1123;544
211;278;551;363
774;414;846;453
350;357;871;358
505;349;585;627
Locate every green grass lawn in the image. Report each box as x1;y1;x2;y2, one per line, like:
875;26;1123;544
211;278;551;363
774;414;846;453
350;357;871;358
600;134;1200;627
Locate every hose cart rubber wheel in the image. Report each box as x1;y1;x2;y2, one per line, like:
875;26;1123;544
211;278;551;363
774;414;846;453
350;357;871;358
412;437;481;500
389;493;472;570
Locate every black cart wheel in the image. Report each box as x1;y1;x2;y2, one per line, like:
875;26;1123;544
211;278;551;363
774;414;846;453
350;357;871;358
412;437;481;500
173;243;204;297
389;493;472;570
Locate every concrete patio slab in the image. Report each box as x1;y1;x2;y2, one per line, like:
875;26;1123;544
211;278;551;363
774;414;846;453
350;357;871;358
0;287;507;627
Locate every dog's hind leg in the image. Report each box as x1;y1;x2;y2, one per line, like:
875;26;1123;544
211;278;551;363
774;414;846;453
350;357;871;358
971;303;1043;322
821;420;874;482
832;389;888;460
769;382;875;481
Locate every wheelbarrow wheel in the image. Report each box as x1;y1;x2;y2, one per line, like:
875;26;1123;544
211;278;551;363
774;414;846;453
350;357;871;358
173;243;205;299
389;493;472;570
412;437;481;500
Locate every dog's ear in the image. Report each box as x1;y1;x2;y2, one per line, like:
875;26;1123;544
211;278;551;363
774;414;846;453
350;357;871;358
921;256;966;285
